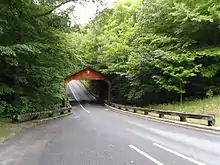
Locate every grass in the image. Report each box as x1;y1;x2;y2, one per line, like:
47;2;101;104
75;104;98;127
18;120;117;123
0;118;44;142
216;117;220;126
0;119;11;139
0;109;71;142
0;117;52;142
0;118;24;142
148;96;220;127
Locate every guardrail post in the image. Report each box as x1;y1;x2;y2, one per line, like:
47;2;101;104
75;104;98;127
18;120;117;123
108;102;113;106
48;111;53;117
12;115;19;122
68;108;71;112
32;114;39;120
159;113;164;118
180;116;186;122
208;119;215;126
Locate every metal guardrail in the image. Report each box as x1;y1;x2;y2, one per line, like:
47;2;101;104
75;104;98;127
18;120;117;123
106;101;215;126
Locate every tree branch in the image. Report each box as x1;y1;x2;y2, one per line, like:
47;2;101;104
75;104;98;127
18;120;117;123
35;0;78;18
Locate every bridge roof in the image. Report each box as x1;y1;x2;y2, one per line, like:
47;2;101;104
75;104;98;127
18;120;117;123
64;67;109;84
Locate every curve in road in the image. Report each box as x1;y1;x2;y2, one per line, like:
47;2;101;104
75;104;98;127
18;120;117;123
0;80;219;165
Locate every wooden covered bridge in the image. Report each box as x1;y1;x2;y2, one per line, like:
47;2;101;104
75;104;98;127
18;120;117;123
64;67;111;101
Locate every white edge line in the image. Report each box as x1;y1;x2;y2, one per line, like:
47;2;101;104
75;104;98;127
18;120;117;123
79;104;90;113
68;84;90;114
104;104;220;134
153;143;206;165
128;145;164;165
204;133;220;138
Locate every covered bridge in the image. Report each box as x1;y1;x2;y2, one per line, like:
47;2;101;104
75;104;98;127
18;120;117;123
64;67;111;101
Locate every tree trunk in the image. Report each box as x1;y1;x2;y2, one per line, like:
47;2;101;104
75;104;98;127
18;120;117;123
180;81;183;105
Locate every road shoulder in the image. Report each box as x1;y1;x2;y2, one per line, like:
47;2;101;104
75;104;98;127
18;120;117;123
105;103;220;134
0;111;72;144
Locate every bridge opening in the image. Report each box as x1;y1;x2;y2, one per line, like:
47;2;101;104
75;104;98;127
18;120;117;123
64;67;111;105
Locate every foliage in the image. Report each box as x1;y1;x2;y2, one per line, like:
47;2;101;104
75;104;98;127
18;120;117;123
68;0;220;104
0;0;85;116
149;95;220;117
1;0;220;116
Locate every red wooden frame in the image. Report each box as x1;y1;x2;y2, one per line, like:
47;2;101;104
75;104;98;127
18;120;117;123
64;67;108;84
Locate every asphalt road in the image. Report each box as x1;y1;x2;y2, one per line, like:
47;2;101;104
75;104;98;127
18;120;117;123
0;80;220;165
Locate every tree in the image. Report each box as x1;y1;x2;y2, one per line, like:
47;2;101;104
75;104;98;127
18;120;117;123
0;0;86;116
69;0;220;105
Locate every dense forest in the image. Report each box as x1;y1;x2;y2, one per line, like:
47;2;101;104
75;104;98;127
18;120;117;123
71;0;220;105
0;0;84;117
1;0;220;117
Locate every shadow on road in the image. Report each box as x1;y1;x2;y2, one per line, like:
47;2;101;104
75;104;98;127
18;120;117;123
69;99;105;106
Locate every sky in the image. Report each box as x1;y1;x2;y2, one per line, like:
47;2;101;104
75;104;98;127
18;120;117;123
61;0;119;25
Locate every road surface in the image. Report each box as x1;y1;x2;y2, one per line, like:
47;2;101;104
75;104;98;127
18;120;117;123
0;80;220;165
